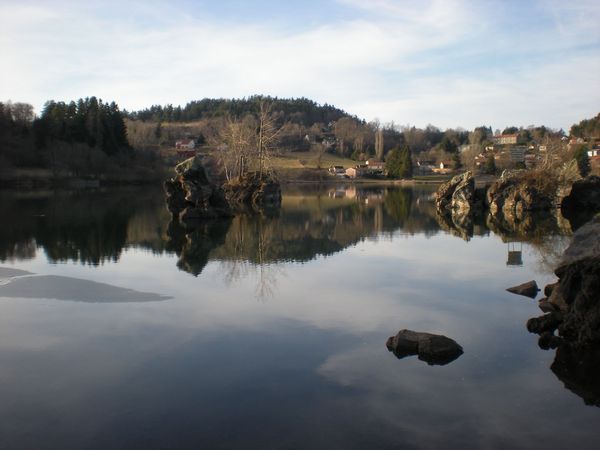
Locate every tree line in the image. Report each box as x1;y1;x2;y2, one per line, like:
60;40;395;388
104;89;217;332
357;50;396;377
0;97;162;179
125;95;351;127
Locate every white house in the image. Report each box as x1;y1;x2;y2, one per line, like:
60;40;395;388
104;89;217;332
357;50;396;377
175;139;195;150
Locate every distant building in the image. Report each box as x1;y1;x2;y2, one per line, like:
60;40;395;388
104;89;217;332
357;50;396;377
588;149;600;158
175;139;195;149
416;160;435;174
510;146;526;163
493;134;519;145
346;165;367;178
365;159;385;175
329;166;347;177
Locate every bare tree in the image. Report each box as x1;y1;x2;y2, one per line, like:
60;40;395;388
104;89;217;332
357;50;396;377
215;114;256;181
256;101;283;176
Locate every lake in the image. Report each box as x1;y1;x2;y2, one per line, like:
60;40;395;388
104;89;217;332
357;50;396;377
0;185;598;450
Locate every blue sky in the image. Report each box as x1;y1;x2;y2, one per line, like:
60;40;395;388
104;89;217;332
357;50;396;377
1;0;599;130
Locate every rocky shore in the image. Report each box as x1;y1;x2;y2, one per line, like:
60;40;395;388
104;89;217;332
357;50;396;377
434;166;600;239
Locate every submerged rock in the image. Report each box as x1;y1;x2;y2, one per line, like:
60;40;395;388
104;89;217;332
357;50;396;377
506;280;539;298
386;329;463;366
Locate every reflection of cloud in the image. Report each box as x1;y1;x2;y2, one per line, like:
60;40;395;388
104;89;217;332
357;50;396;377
0;275;170;303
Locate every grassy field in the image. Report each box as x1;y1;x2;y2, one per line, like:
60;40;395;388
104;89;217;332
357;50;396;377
269;149;356;170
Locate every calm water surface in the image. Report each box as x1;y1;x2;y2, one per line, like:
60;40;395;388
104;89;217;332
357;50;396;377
0;185;597;450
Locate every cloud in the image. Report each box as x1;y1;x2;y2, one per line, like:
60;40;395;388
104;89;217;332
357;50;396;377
0;0;598;129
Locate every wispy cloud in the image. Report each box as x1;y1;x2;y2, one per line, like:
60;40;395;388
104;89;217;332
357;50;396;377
0;0;598;129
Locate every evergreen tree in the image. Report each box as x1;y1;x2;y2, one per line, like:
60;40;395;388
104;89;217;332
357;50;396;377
385;144;412;179
573;146;591;176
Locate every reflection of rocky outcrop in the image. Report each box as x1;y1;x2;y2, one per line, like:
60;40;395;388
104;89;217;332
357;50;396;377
166;219;232;276
164;156;232;225
386;329;463;366
526;216;600;406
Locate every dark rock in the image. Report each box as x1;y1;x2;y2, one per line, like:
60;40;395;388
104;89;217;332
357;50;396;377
552;216;600;348
527;312;563;334
164;156;232;227
539;299;559;313
224;172;282;211
544;282;559;297
551;344;600;407
538;332;563;350
506;280;539;298
560;175;600;214
386;329;463;366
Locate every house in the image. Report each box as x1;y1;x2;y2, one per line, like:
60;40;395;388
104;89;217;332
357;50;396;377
346;165;367;178
365;159;385;175
493;134;519;145
328;165;347;177
416;160;435;174
175;138;195;149
433;161;453;174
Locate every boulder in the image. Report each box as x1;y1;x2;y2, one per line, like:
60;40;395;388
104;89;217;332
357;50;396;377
435;171;479;214
386;329;463;366
164;156;232;226
559;175;600;221
538;215;600;348
506;280;539;298
224;172;282;211
527;312;563;334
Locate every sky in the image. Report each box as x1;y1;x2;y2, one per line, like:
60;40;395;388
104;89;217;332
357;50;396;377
0;0;599;130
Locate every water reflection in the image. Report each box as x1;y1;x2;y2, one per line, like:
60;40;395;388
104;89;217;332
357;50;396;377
0;185;579;275
0;184;599;449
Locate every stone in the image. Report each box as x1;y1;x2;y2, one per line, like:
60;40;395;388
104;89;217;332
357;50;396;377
539;299;559;313
527;313;563;334
223;172;282;211
164;156;232;227
386;329;463;366
506;280;539;298
435;171;478;214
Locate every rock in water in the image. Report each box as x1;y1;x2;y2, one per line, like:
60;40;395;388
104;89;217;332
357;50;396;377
164;156;232;226
223;172;282;211
506;280;540;298
386;329;463;366
435;171;478;214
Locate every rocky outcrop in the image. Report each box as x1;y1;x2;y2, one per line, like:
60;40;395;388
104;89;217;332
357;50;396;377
386;329;463;366
485;164;600;230
487;171;554;223
224;172;282;211
164;156;232;225
506;280;539;298
435;171;482;215
559;175;600;215
528;215;600;349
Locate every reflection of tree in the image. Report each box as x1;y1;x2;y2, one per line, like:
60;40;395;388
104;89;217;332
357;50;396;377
384;188;412;222
0;188;168;265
